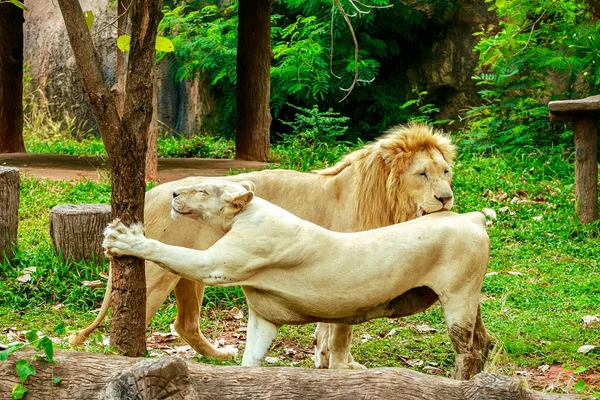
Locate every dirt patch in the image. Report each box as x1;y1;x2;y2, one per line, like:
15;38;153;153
0;153;265;183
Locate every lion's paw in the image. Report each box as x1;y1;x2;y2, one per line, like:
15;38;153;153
103;219;146;258
329;361;366;370
210;345;238;361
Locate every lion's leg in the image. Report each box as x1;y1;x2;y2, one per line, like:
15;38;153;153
173;278;238;360
327;323;365;370
313;323;330;369
440;294;485;380
472;305;492;365
241;307;279;366
145;260;181;326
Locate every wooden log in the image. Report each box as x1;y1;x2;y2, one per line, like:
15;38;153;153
49;204;111;262
0;349;590;400
0;166;19;262
573;119;599;223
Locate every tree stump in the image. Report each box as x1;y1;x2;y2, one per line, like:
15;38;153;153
0;166;19;262
50;204;111;263
0;349;590;400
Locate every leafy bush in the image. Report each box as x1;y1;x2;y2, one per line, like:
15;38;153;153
160;0;462;140
464;0;599;153
270;104;358;171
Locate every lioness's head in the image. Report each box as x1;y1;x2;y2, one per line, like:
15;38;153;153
171;180;255;229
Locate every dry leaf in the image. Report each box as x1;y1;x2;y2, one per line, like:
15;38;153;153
538;364;550;373
485;221;493;227
577;345;597;354
582;316;599;328
23;266;36;273
229;307;244;320
499;206;510;213
384;328;397;338
404;358;424;367
508;271;523;276
415;324;436;334
532;215;543;221
82;280;104;288
99;272;109;280
482;208;497;220
361;333;372;343
485;272;500;277
265;356;279;364
16;274;31;283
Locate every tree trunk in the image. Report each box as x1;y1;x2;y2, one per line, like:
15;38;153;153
146;62;159;182
57;0;163;356
0;350;589;400
0;2;26;154
235;0;272;161
49;204;111;263
0;166;19;262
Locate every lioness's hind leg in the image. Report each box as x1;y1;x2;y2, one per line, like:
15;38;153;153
173;278;238;360
145;261;182;326
242;307;279;366
440;294;486;380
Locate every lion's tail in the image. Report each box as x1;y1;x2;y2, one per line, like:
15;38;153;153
68;266;112;346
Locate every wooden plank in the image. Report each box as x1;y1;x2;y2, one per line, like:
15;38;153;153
573;119;599;223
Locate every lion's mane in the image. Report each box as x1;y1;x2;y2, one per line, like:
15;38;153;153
318;123;456;230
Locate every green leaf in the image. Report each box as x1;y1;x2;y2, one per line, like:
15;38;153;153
495;0;505;8
0;343;24;362
574;366;587;374
37;337;54;361
24;330;39;343
83;10;94;30
15;360;35;383
117;35;131;52
11;384;28;400
573;379;586;392
7;0;27;10
155;36;175;52
52;377;62;386
53;323;66;335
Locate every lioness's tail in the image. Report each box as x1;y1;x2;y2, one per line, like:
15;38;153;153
68;267;112;346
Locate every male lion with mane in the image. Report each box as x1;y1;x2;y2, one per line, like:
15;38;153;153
71;123;456;369
103;179;491;379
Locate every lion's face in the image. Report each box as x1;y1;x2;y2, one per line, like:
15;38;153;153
403;149;453;217
171;180;254;228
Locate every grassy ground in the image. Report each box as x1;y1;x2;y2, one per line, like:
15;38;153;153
0;144;599;396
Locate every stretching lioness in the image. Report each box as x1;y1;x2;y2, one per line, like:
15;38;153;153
103;180;491;379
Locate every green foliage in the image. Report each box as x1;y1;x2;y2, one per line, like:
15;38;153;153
271;104;357;171
400;89;452;126
0;326;61;399
159;0;461;140
0;0;27;10
465;0;599;152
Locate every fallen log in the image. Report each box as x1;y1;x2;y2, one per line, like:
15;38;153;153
0;349;589;400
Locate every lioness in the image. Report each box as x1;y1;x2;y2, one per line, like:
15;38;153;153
103;180;491;380
72;123;456;369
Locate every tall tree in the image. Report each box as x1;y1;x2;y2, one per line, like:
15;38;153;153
0;1;26;154
235;0;272;161
57;0;162;356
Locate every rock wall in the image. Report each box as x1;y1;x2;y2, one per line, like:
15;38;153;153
24;0;214;136
406;0;497;124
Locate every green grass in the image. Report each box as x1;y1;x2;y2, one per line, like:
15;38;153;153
0;143;599;396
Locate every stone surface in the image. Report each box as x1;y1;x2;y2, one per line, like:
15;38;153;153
24;1;215;136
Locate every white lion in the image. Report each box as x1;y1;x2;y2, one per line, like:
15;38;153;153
103;180;491;380
72;123;456;369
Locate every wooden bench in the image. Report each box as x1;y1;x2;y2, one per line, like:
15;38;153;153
548;95;599;223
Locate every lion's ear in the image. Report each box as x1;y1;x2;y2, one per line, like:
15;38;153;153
230;191;254;210
239;180;255;193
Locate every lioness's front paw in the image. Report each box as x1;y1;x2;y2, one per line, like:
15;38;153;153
103;219;146;257
329;361;366;370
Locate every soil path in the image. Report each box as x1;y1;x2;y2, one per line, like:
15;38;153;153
0;153;266;182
